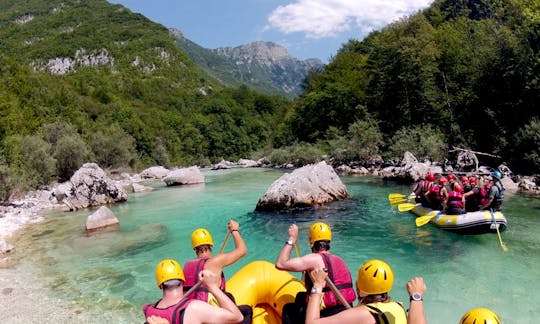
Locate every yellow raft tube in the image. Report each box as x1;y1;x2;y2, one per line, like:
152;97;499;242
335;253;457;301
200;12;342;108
226;260;305;324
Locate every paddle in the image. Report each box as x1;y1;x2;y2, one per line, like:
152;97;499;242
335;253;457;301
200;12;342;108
296;243;351;309
490;209;508;252
415;211;439;227
324;273;352;309
218;231;232;254
181;280;203;301
389;197;407;206
388;193;414;200
397;203;419;212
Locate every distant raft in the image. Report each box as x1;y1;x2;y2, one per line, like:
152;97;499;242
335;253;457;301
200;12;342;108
410;204;508;235
226;260;305;324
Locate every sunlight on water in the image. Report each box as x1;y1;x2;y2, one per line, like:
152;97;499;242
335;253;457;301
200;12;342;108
8;168;540;323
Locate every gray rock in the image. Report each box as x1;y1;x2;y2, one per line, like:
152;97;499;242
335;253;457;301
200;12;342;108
131;183;153;193
212;160;234;170
54;163;128;210
500;176;519;195
86;206;119;232
163;166;204;186
255;161;349;211
139;166;170;179
238;159;259;168
0;240;14;254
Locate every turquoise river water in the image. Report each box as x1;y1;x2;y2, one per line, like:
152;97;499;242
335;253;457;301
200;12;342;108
7;168;540;323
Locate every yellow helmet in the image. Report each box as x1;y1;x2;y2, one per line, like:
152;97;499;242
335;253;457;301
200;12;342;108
356;259;394;295
459;308;500;324
309;222;332;244
191;228;214;249
155;259;185;288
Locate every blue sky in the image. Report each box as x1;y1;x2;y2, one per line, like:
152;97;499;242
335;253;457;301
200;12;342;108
108;0;433;63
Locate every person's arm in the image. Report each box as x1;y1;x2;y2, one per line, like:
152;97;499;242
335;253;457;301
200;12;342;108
406;277;427;324
186;269;244;324
305;268;374;324
275;224;299;270
205;220;247;273
480;187;496;210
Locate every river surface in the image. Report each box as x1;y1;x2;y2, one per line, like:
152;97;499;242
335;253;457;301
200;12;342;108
7;168;540;323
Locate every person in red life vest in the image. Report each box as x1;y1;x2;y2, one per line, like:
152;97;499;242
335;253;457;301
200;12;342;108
445;183;466;215
183;221;252;323
479;182;493;208
461;176;472;193
276;222;356;324
412;173;434;207
426;176;448;211
446;173;457;193
142;259;243;324
463;177;482;212
305;260;427;324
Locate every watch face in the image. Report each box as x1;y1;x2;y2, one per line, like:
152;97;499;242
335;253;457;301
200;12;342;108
412;293;422;301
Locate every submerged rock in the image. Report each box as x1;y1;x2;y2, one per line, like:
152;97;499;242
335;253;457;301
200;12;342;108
255;161;349;211
85;206;119;232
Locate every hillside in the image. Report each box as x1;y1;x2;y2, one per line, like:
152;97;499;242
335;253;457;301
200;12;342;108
0;0;291;199
285;0;540;173
172;29;323;98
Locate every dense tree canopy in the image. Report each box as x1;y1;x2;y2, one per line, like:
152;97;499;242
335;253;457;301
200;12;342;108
287;0;540;173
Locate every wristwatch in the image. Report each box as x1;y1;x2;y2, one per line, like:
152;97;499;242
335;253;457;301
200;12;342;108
285;239;294;246
410;293;423;301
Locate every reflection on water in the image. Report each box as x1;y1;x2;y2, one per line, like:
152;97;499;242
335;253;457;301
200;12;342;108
7;168;540;323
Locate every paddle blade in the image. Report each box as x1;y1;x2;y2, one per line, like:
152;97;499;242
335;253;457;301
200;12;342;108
415;211;438;227
389;198;407;206
495;224;509;252
388;193;415;201
388;193;407;200
397;203;418;212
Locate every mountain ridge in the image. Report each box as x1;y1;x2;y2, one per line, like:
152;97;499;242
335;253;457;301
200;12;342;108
171;28;323;97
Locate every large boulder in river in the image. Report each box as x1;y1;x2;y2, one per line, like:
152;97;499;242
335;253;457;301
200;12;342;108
255;161;349;211
85;206;119;232
163;166;205;186
53;163;128;210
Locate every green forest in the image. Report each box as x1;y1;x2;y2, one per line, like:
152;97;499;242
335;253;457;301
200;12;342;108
0;0;539;201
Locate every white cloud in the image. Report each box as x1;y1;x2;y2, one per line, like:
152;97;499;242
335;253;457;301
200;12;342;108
267;0;433;39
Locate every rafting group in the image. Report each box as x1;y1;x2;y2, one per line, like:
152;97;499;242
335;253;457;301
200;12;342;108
411;170;505;215
141;220;500;324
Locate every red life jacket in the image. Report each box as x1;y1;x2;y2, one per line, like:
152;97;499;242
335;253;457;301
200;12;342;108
428;184;443;201
480;188;489;205
142;298;194;324
414;180;432;196
305;253;356;307
183;258;226;302
447;191;464;209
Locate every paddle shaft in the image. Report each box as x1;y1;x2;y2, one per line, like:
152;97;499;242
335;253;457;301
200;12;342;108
181;280;202;301
218;231;232;254
324;277;352;309
490;209;508;252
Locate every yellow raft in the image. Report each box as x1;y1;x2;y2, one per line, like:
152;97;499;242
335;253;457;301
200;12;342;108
226;260;305;324
411;203;508;235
